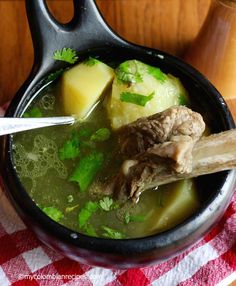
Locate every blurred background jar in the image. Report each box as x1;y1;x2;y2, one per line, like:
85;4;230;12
184;0;236;103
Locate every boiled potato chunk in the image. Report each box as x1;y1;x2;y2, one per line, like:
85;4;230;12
151;179;200;232
61;59;114;118
107;60;188;129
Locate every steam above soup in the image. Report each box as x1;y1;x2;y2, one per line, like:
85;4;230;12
12;58;200;239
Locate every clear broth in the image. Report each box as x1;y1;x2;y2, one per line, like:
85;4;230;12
12;81;200;238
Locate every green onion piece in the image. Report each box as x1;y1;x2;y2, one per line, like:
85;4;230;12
83;223;97;237
78;201;99;228
42;206;64;222
120;92;154;107
69;151;104;192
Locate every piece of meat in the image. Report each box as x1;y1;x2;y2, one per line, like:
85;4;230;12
112;129;236;202
119;105;205;155
119;106;205;173
107;106;236;202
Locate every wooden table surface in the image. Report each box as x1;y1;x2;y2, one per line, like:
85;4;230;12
1;0;235;122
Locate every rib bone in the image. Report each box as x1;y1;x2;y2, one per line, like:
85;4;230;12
115;129;236;202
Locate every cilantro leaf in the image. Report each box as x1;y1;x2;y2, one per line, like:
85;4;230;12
83;57;100;66
120;91;154;107
147;65;166;83
53;48;78;64
42;206;64;222
90;128;111;142
116;60;143;84
99;197;114;211
59;131;80;160
78;201;99;228
23;107;42;118
102;226;124;239
59;140;80;160
69;151;104;192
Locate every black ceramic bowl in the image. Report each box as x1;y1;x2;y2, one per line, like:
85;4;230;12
0;0;235;268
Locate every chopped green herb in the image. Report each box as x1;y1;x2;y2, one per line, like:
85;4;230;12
102;226;124;239
116;60;143;84
83;57;100;66
124;212;130;224
59;131;80;160
69;151;104;192
78;201;99;228
65;204;79;213
53;48;78;64
42;206;64;222
23;107;42;118
59;140;80;160
45;69;64;83
99;197;114;211
67;194;74;203
178;93;188;106
83;223;97;237
99;197;119;211
90;128;111;142
124;212;146;224
130;214;146;222
147;65;166;83
59;140;79;160
120;91;154;107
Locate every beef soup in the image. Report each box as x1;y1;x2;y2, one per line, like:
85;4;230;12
12;58;204;239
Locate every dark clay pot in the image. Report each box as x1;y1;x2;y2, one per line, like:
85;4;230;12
0;0;235;268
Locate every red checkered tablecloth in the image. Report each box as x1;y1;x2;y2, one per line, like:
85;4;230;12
0;104;235;286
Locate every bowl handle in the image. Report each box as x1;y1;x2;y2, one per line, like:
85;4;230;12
26;0;127;77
